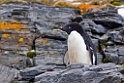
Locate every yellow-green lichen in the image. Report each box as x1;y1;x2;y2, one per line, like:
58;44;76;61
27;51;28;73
111;2;121;6
110;0;122;6
103;57;111;63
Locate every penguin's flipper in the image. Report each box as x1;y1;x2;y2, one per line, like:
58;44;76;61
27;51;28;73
63;51;70;66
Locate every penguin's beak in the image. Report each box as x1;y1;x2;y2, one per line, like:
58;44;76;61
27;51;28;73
59;26;63;30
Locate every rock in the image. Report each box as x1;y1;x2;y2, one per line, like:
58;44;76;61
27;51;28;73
104;46;118;63
30;3;80;31
91;38;99;52
0;2;79;68
35;37;67;65
39;29;68;41
12;81;29;83
97;53;103;64
34;63;124;83
92;24;107;34
118;56;124;64
0;64;19;83
105;52;118;64
99;34;110;45
77;7;124;45
33;4;79;65
118;47;124;64
108;30;124;44
0;51;28;69
0;3;35;69
35;71;61;83
118;47;124;56
19;65;65;81
80;20;107;34
81;7;124;29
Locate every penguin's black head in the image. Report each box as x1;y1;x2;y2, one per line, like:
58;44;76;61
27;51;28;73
60;22;83;35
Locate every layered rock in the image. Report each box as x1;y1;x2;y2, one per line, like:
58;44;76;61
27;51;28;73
18;63;124;83
0;2;124;83
73;7;124;64
0;2;80;69
0;64;19;83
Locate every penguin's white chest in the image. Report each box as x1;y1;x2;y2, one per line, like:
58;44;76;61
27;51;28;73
68;31;91;65
118;8;124;19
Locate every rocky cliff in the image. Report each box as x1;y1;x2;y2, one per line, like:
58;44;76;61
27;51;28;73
0;2;124;83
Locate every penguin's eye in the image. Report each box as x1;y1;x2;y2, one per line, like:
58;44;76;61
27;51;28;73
69;26;71;29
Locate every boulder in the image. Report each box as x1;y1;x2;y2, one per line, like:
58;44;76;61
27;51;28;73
35;29;68;66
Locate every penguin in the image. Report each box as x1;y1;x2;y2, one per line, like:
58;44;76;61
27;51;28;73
118;8;124;19
60;22;97;66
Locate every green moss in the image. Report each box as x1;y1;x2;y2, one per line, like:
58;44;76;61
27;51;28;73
103;57;111;63
51;27;56;30
100;40;108;45
110;0;122;6
27;50;36;58
112;2;121;6
117;63;123;66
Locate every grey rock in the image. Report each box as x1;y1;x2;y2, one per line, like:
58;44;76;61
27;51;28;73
0;51;28;69
118;47;124;56
0;64;19;83
35;71;61;83
118;56;124;64
91;39;99;52
0;2;79;69
99;34;110;45
30;3;80;31
97;53;103;64
108;30;124;44
20;64;65;81
104;46;118;63
80;20;107;34
34;63;124;83
35;37;67;65
12;81;29;83
39;29;68;41
82;7;124;29
90;21;107;34
0;3;35;69
20;65;56;80
105;53;118;64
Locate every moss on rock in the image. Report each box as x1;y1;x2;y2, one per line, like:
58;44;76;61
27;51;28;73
103;57;111;63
